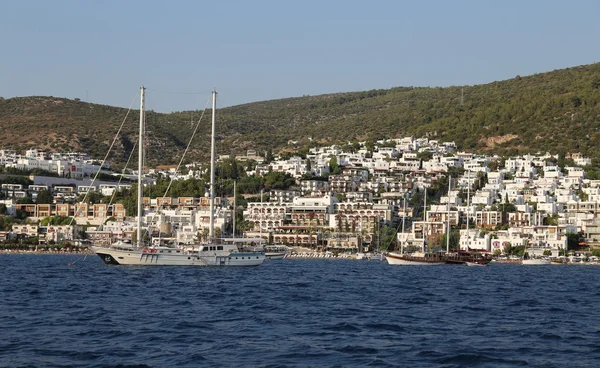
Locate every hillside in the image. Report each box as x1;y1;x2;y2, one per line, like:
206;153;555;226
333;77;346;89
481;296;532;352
1;63;600;167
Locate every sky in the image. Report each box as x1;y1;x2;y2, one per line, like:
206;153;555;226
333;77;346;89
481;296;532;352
1;0;600;112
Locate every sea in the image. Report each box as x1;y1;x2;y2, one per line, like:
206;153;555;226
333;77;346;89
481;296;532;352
1;255;600;368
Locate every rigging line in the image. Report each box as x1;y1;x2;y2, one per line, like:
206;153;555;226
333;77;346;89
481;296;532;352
383;195;409;252
99;98;144;229
100;139;138;230
68;91;138;228
67;254;87;267
145;87;212;96
148;95;212;244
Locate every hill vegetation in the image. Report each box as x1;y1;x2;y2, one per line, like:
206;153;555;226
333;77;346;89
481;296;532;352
1;63;600;166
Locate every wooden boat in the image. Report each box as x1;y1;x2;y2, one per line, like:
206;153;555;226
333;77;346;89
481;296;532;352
385;252;447;265
445;251;492;265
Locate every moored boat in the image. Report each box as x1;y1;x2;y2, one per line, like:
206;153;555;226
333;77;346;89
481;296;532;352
465;261;488;266
90;88;265;267
445;251;492;265
264;244;290;260
550;256;567;265
522;258;551;265
92;243;264;266
385;252;447;265
368;253;386;261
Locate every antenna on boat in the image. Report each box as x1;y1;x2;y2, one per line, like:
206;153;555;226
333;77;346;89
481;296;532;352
209;89;217;241
137;85;145;248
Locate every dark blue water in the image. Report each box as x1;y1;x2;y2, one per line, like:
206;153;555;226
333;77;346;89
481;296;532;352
1;255;600;368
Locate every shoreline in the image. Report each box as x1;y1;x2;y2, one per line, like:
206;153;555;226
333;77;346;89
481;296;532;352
0;249;93;255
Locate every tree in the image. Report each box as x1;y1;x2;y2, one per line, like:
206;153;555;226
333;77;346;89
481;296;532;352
15;208;28;220
365;140;375;154
545;215;559;226
503;242;513;255
198;227;209;242
417;151;433;161
40;216;72;226
329;157;342;175
440;230;460;251
565;232;584;250
264;148;274;164
35;190;53;204
16;197;33;204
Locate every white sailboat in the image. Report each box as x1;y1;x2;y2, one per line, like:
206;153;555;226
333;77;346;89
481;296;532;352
521;258;551;265
90;87;265;266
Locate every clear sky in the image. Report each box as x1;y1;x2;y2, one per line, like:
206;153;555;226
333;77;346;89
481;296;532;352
1;0;599;112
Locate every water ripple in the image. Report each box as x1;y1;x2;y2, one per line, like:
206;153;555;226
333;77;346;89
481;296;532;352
1;255;600;367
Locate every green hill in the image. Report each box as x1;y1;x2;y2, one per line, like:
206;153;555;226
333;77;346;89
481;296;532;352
1;62;600;167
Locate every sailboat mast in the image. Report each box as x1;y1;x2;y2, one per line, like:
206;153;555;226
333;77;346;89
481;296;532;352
233;181;236;239
209;90;217;240
466;170;471;251
423;188;427;252
260;189;263;238
401;198;406;254
446;176;451;254
137;86;145;248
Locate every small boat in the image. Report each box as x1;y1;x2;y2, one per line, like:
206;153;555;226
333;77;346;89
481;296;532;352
495;256;522;264
465;261;488;267
264;244;290;260
522;258;551;265
369;253;386;261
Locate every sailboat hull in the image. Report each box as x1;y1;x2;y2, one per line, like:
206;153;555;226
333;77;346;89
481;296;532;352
522;259;551;265
265;252;287;260
385;252;447;265
91;246;265;267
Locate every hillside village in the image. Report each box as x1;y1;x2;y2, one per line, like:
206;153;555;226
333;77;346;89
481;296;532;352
0;136;598;258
